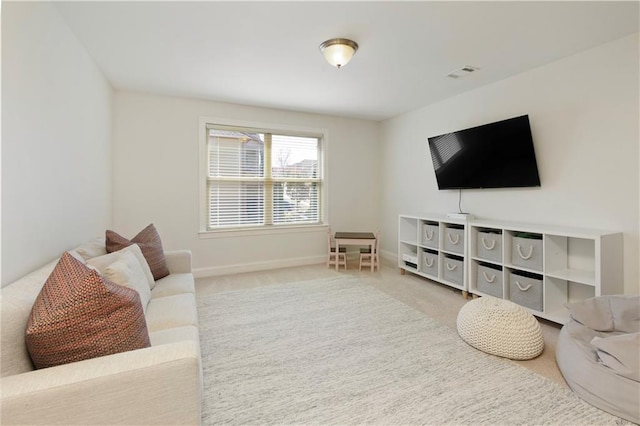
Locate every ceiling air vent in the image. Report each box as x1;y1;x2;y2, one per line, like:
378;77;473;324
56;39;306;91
446;65;479;79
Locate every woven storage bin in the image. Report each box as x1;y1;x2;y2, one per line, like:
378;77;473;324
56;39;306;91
477;231;502;262
457;297;544;360
421;251;438;277
422;224;439;249
443;226;465;254
510;271;543;311
402;253;418;269
443;256;464;286
511;236;542;271
477;264;503;298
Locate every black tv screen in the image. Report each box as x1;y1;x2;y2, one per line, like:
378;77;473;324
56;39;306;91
427;115;541;190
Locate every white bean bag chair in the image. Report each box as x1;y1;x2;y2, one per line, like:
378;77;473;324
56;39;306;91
556;295;640;424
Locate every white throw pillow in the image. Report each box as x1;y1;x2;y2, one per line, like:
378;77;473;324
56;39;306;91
87;246;154;312
102;253;151;313
74;237;108;261
87;244;155;290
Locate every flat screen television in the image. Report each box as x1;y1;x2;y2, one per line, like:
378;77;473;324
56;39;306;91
427;115;541;190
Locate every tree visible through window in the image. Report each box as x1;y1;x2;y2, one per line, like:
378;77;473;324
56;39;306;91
205;125;322;230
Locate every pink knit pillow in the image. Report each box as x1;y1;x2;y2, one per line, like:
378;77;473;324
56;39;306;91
106;224;170;280
26;252;150;369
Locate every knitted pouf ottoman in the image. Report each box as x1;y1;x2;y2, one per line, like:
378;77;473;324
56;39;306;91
457;297;544;360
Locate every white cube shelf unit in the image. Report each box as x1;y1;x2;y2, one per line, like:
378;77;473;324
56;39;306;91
398;214;469;297
468;219;623;325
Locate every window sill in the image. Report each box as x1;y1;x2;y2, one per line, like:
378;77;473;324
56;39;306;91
198;224;328;239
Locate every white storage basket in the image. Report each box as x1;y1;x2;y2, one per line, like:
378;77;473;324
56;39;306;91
422;224;439;249
477;231;502;262
477;264;503;298
511;235;542;271
421;251;438;277
443;226;465;254
443;256;464;286
509;271;543;311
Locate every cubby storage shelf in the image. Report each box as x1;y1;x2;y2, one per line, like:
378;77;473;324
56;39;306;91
398;215;623;324
398;214;469;297
468;219;623;325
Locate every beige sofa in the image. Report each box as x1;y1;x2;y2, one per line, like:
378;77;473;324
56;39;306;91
0;241;202;425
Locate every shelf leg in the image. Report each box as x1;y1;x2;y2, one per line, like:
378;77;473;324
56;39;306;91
472;294;479;299
400;268;405;275
462;291;469;299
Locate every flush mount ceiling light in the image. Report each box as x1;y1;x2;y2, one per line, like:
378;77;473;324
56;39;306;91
319;38;359;69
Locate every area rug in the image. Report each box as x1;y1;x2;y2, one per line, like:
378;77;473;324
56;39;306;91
197;276;627;425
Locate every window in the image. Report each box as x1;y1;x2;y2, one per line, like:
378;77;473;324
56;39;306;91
203;123;323;231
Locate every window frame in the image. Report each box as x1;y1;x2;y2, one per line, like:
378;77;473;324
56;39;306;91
198;117;329;238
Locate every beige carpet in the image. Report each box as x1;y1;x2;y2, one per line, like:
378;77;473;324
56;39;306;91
196;259;566;386
197;275;628;425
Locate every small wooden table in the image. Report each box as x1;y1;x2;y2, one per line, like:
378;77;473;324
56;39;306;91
334;232;377;271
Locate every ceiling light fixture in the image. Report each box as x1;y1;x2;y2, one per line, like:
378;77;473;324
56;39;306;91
319;38;359;69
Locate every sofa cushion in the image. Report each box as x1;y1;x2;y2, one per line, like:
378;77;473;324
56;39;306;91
106;224;170;281
151;273;195;299
146;293;198;333
164;250;193;274
149;325;200;347
25;253;151;369
87;247;152;313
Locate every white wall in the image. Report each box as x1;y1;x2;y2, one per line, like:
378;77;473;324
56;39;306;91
112;92;379;276
380;34;639;294
1;2;113;285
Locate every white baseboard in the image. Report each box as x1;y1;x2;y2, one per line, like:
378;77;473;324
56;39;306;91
379;249;397;264
194;250;400;278
193;255;326;278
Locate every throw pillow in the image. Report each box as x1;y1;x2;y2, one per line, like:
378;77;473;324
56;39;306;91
74;237;108;261
106;224;170;281
67;249;87;264
26;252;150;369
87;244;155;292
87;246;152;313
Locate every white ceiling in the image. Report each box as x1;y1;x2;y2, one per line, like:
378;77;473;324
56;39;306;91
53;1;639;121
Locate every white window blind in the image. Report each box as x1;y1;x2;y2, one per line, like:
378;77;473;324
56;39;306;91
206;125;322;230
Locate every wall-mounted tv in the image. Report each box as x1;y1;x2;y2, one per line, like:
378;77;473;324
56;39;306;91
427;115;541;190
